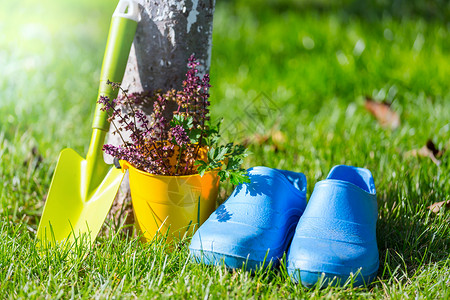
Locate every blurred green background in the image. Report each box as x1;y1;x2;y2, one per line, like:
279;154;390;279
1;0;449;150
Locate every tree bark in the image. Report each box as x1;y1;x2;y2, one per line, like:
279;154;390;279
104;0;215;236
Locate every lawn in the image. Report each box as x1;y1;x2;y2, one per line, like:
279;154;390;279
0;0;449;298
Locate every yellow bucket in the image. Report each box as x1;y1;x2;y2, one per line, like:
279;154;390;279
121;161;219;243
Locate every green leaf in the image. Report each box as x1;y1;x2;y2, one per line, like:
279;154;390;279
207;147;216;161
198;167;206;177
203;119;222;146
194;160;207;166
170;115;193;130
229;171;250;185
218;170;228;181
226;156;243;170
230;144;247;156
188;128;202;144
215;146;229;161
196;164;207;177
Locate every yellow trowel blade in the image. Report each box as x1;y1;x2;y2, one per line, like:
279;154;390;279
37;148;125;247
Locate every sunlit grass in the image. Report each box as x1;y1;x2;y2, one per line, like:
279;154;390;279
0;0;449;298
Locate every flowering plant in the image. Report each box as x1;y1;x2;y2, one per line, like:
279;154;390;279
98;55;249;185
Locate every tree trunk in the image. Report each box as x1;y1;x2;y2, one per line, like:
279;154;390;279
104;0;215;237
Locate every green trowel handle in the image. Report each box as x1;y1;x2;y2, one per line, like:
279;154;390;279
92;15;138;131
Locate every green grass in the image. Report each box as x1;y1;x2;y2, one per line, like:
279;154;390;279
1;0;449;298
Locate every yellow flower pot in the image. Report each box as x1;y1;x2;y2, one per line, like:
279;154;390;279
121;161;219;243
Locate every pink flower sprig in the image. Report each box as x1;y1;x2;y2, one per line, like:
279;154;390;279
98;56;249;183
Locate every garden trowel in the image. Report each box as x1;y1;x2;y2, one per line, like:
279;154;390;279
37;0;139;247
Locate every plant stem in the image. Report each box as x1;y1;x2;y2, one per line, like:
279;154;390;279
150;141;170;174
110;120;128;147
119;86;138;131
175;146;183;175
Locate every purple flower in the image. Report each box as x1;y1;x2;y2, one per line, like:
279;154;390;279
101;55;212;176
170;125;190;147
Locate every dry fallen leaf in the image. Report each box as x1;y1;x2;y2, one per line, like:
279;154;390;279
365;98;400;129
242;123;287;152
22;146;43;169
405;139;445;166
271;129;286;145
427;200;450;213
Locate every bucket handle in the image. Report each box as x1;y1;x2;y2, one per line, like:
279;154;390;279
120;160;130;173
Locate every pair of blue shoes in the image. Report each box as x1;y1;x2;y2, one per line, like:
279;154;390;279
189;165;379;287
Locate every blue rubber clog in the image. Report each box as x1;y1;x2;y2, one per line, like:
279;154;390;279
287;165;379;287
189;166;307;270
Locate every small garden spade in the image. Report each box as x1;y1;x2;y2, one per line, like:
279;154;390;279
37;0;139;247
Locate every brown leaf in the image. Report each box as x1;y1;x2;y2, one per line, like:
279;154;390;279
242;134;266;147
271;130;286;146
365;98;400;129
425;139;445;157
22;146;43;170
242;125;286;152
405;139;445;166
427;200;450;213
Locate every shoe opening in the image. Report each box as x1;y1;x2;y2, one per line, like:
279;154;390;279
274;169;307;193
327;165;376;194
